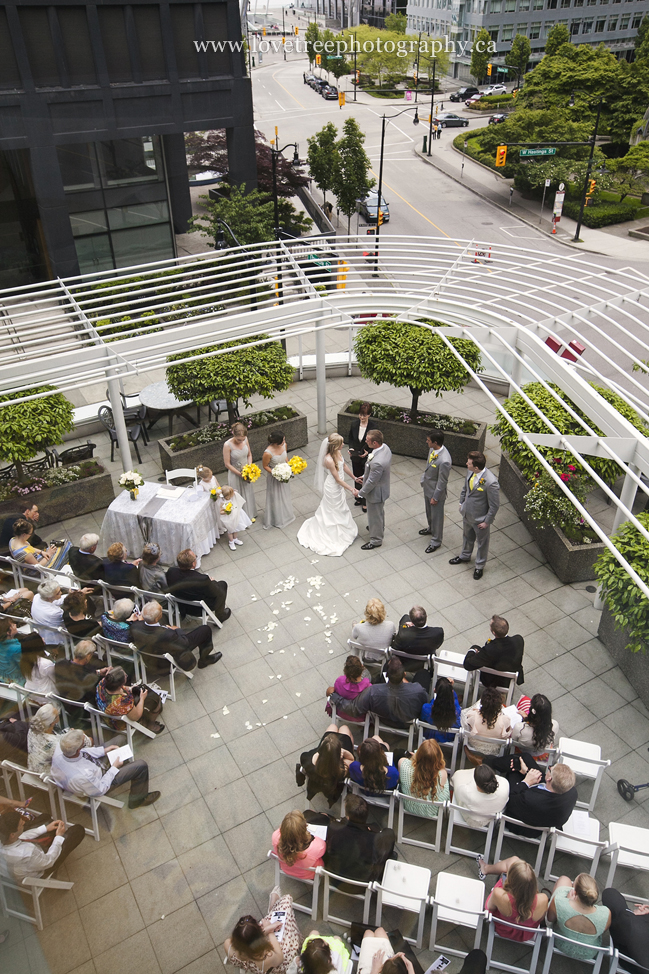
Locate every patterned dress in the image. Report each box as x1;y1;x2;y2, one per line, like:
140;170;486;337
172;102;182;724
226;894;302;974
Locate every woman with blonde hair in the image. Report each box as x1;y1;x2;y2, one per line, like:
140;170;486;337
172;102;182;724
351;598;397;663
480;855;548;941
398;739;449;818
547;873;611;959
223;421;257;520
271;809;326;879
297;432;358;557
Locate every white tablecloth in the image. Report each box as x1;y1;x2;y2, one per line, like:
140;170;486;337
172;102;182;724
97;481;218;567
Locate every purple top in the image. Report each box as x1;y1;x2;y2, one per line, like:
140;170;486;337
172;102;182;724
334;674;371;700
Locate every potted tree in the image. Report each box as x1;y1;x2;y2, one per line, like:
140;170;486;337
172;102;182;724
160;336;307;474
337;320;486;464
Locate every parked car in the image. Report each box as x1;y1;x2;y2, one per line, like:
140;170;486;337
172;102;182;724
481;84;507;96
465;94;483;107
310;78;328;92
449;86;479;102
322;84;338;99
434;112;469;128
359;191;390;223
488;113;509;124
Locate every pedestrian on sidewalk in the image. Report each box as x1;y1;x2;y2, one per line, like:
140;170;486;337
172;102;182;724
437;125;442;140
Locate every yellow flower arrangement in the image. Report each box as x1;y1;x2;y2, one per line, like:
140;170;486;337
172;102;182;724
210;488;218;502
288;456;307;476
241;463;262;483
223;501;233;514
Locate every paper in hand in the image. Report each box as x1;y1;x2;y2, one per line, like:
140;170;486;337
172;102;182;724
306;824;327;841
424;957;451;973
108;744;133;766
268;910;287;942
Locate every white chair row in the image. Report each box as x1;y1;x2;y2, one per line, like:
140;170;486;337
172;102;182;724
0;871;74;931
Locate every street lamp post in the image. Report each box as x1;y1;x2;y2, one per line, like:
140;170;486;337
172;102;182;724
271;141;300;239
414;31;421;103
427;56;436;157
354;47;357;102
373;106;419;276
571;94;604;243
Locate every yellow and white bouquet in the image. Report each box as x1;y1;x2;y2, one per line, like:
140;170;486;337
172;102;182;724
119;470;144;498
222;501;233;514
288;456;307;476
241;463;262;483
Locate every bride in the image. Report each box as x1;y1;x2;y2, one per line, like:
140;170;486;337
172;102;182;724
297;433;359;557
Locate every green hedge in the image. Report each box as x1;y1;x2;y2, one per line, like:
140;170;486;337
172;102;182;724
453;132;516;178
468;94;515;109
594;511;649;655
562;199;642;228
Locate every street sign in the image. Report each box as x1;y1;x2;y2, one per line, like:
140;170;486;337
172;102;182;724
308;253;331;269
520;147;557;158
553;190;565;218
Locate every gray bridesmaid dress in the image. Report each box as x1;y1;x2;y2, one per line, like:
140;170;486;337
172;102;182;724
227;440;257;519
263;451;295;530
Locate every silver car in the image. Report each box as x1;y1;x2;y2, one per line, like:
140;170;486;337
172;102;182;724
359;192;390;224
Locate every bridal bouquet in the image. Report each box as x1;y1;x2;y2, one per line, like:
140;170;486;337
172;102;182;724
288;456;307;476
241;463;261;483
119;470;144;497
272;462;293;483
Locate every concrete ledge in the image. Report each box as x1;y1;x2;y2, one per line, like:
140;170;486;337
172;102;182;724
598;607;649;710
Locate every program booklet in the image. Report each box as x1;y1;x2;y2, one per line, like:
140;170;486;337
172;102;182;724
108;744;134;766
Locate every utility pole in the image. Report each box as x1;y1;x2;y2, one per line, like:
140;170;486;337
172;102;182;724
427;57;436;157
573;97;604;243
414;31;421;103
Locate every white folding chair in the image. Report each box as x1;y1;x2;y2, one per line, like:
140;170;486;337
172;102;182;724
0;871;74;930
47;691;99;735
557;738;610;813
369;711;417;747
429;871;486;959
374;859;431;948
395;791;446;852
267;850;319;917
445;802;500;862
330;699;372;733
388;647;438;673
347;637;390;670
493;814;551;875
165;467;198;485
415;720;463;774
543;810;607;882
137;648;194;702
485;912;548;974
92;633;143;675
460;735;512;770
83;699;157;745
46;774;125;841
1;759;59;820
470;668;519;707
433;650;473;704
346;779;396;830
611;949;649;973
603;822;649;902
541;928;614;974
317;866;374;928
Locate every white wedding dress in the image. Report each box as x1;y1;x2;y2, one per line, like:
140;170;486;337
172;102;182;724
297;458;358;557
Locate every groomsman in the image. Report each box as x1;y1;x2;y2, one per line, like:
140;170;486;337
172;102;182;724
419;432;452;553
449;451;500;580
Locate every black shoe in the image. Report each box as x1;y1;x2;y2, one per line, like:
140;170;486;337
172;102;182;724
361;542;381;550
419;528;431;535
219;608;231;622
198;651;223;668
129;790;161;809
473;568;484;580
295;763;306;787
449;556;467;565
354;498;364;506
425;543;441;553
147;721;165;735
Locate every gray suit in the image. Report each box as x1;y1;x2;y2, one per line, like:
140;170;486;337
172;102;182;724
458;466;500;569
358;444;392;545
421;444;452;545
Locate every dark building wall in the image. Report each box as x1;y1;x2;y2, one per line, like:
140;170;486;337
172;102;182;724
0;0;257;280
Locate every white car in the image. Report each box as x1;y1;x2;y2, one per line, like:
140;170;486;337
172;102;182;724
481;84;507;96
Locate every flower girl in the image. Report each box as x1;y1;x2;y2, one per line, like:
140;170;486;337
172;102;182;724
196;465;221;492
220;485;253;550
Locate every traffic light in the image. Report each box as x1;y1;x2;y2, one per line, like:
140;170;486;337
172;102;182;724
262;26;266;35
377;209;384;226
338;91;346;107
356;70;360;84
495;144;507;167
282;35;285;44
316;53;321;64
294;25;299;35
487;63;492;76
586;178;596;205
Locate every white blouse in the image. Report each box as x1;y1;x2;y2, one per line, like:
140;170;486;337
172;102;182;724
24;656;56;695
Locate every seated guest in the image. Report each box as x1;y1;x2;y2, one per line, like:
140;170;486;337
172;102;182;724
225;890;302;974
351;598;397;663
483;753;578;836
0;618;24;684
28;703;91;775
68;533;104;582
272;809;326;879
312;794;395;884
130;600;222;672
54;640;109;705
326;655;371;723
547;874;611;959
139;542;168;593
330;658;430;729
355;927;396;974
95;666;164;734
9;519;70;571
420;676;461;743
51;727;160;809
391;605;444;665
20;636;56;695
463;615;525;688
602;888;649;973
398;739;449;818
0;587;34;617
461;687;512;761
101;599;138;643
103;541;141;589
450;764;510;827
299;723;355;807
62;591;101;639
0;808;85;879
0;716;29;765
481;855;548;940
511;694;559;761
298;932;351;974
31;579;66;646
165;548;230;622
0;502;45;551
349;737;399;793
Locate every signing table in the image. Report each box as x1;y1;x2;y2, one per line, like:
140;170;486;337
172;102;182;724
98;481;219;566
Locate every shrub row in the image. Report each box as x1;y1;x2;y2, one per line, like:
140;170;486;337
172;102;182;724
561;199;640;228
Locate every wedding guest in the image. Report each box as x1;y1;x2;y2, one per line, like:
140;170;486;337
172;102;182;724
0;502;45;551
547;874;611;959
68;533;104;582
482;754;577;836
314;794;396;884
298;932;351;974
481;856;548;941
262;431;295;530
511;694;559;761
331;659;430;729
95;666;164;734
299;724;355;807
165;549;230;622
461;687;512;762
102;542;141;589
450;764;509;827
0;586;33;618
326;655;371;723
62;591;101;638
356;927;396;974
0;618;24;684
220;484;252;550
223;422;257;520
31;579;67;646
54;640;109;705
350;599;397;663
348;401;372;511
225;888;302;974
349;737;399;793
398;739;449;817
391;606;444;666
101;599;139;642
20;637;56;695
196;465;221;493
28;703;89;775
420;676;461;743
9;519;69;571
130;600;221;671
0;808;85;879
463;615;525;688
271;809;326;879
139;542;168;593
602;888;649;972
0;716;29;764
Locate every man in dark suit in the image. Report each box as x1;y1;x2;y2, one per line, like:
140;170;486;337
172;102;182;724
483;753;577;837
391;606;444;667
165;549;230;622
68;533;105;582
602;888;649;973
306;794;395;886
463;615;524;688
54;640;109;705
331;658;430;729
0;503;45;551
130;600;222;672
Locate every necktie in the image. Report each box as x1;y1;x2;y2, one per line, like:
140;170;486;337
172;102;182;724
469;473;476;490
83;752;104;769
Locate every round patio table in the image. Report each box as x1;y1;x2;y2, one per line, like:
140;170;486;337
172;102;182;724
139;381;201;438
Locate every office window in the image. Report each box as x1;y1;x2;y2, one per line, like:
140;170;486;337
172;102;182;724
505;0;516;12
17;7;59;87
547;0;557;8
110;224;173;267
520;0;530;10
563;0;573;8
502;22;514;36
201;3;231;75
74;235;114;274
98;137;162;186
583;18;593;29
57;143;99;191
595;17;606;27
70;210;108;236
107;201;169;231
608;17;618;28
571;18;581;30
534;0;544;9
633;13;642;26
170;4;200;78
516;22;528;32
132;6;166;82
98;7;133;83
56;8;96;86
530;21;541;35
489;27;499;40
0;9;21;88
620;13;630;26
491;0;502;12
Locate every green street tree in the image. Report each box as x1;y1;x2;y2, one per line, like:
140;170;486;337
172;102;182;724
608;142;649;200
505;33;532;84
635;14;649;48
354;319;482;421
166;336;295;425
385;12;407;33
320;28;338;76
544;23;570;57
307;122;340;207
329;55;352;82
305;22;321;66
0;386;74;482
189;184;311;246
470;27;493;84
334;117;375;233
478;107;593;159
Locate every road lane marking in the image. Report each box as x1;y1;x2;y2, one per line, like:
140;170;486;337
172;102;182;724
271;69;306;108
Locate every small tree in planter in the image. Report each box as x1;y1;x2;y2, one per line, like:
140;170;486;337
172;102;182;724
354;319;482;421
0;385;74;482
594;511;649;654
166;335;295;425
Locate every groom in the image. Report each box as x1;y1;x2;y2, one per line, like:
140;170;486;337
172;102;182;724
353;430;392;550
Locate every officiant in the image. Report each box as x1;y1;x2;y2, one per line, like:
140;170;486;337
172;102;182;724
348;402;372;512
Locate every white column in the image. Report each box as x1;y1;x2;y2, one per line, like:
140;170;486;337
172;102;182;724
594;462;639;609
316;321;327;435
106;373;133;471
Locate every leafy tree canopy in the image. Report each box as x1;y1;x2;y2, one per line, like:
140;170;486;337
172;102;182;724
305;21;320;65
544;23;571;57
334;117;375;231
505;34;531;78
470;27;492;84
0;386;74;480
189;184;311;246
307;122;340;206
337;26;450;85
185;129;309;198
385;12;406;33
478;107;593;160
608;141;649;200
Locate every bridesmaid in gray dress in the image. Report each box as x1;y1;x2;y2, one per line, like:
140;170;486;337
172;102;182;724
262;431;295;530
223;422;257;520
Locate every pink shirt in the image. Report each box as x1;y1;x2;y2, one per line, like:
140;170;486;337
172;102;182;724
334;675;372;701
271;830;326;879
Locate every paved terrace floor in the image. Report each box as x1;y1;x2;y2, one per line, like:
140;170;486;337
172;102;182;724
1;374;648;974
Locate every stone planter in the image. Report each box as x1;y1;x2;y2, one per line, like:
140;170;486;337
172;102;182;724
336;401;486;466
0;471;115;528
158;406;308;474
499;452;605;584
598;606;649;710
